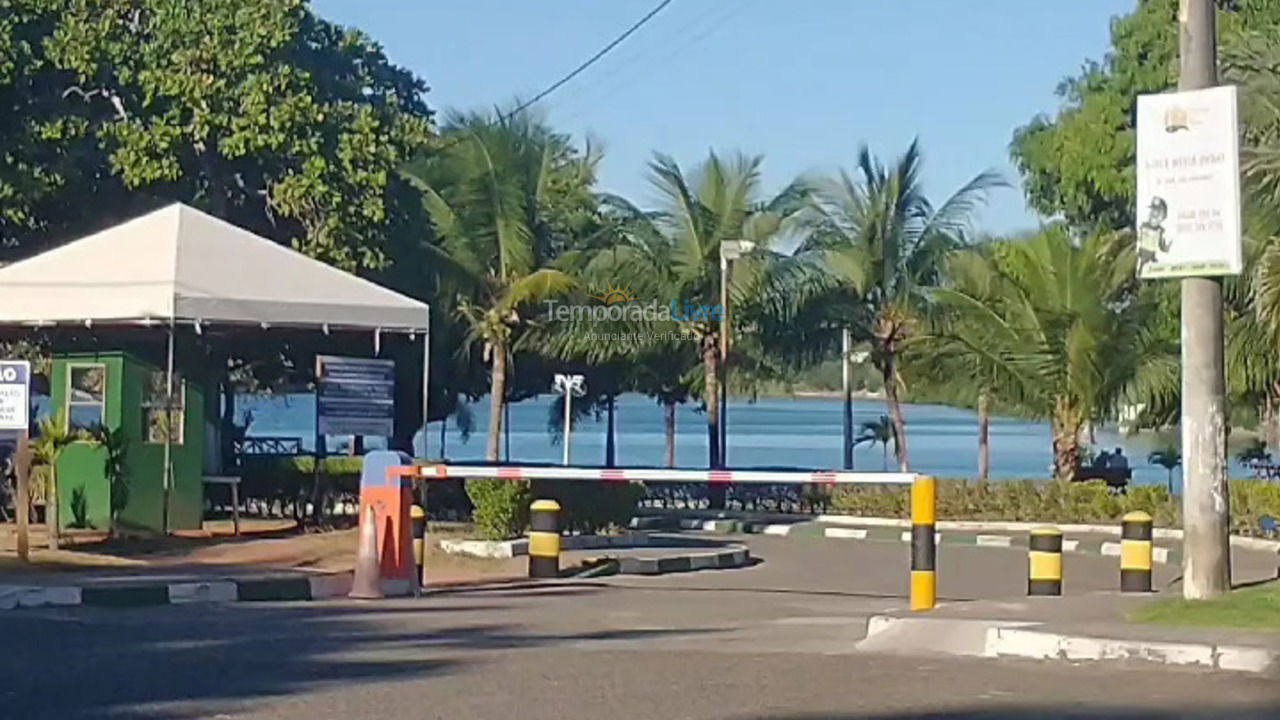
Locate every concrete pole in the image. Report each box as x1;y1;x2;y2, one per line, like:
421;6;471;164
842;327;854;470
719;255;730;468
562;388;573;467
1178;0;1232;599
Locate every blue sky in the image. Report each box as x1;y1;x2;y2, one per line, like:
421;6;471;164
313;0;1135;235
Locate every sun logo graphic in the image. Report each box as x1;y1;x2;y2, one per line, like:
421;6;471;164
589;283;637;305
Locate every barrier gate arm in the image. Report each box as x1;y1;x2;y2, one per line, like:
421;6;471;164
400;464;937;612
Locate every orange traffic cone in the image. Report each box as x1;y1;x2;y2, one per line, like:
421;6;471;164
349;505;385;599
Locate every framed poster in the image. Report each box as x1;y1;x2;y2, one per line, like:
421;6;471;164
1135;85;1242;279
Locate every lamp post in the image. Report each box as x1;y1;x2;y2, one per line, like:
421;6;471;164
553;373;586;466
719;240;755;467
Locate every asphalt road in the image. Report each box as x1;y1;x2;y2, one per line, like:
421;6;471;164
4;535;1278;719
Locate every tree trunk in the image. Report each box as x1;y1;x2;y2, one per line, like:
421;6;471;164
1168;468;1175;495
1050;402;1082;483
882;353;910;471
605;394;617;468
977;390;990;483
664;399;677;468
485;345;507;462
47;467;60;550
703;333;724;508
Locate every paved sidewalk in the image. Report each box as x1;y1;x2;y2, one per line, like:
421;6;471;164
861;587;1280;673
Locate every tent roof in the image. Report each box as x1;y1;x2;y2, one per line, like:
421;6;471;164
0;204;428;332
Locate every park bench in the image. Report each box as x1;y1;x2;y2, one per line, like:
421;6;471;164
1071;467;1131;493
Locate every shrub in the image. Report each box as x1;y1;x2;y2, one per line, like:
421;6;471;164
530;480;645;535
466;478;531;540
831;478;1182;527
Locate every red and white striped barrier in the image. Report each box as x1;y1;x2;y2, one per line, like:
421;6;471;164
416;465;915;486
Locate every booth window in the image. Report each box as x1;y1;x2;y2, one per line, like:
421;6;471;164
143;371;184;445
66;364;106;431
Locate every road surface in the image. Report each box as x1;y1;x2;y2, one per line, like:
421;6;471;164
4;535;1277;719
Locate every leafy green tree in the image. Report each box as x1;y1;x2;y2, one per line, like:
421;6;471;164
3;0;431;270
404;111;596;461
932;227;1141;483
1011;0;1280;232
800;141;1002;470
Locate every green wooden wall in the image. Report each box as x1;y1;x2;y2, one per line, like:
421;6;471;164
50;350;205;534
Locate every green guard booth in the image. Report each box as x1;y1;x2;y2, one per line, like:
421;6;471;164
50;350;205;534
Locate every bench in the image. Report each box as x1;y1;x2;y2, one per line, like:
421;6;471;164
1071;467;1131;493
203;475;242;535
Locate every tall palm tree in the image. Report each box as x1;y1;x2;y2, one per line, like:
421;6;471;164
404;111;594;461
605;151;806;471
854;415;895;471
931;227;1140;483
1148;445;1182;495
801;140;1003;470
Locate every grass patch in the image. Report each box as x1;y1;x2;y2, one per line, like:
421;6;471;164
1130;582;1280;630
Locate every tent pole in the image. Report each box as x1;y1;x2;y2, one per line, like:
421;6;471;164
421;320;430;460
162;318;175;535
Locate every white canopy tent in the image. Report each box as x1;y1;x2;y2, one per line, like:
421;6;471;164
0;203;431;532
0;203;430;334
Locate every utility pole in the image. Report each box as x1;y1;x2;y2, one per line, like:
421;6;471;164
1179;0;1232;599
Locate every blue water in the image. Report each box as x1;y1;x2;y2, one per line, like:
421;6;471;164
237;393;1241;490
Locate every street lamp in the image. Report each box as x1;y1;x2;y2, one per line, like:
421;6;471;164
718;240;756;467
552;373;586;466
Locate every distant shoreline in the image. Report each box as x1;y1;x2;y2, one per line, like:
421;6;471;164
759;390;886;401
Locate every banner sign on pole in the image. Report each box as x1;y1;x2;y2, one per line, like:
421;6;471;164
316;355;395;437
1135;85;1242;279
0;360;30;431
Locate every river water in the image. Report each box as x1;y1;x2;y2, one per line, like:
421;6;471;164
240;393;1258;490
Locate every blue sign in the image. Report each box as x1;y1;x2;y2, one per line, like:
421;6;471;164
0;360;30;431
316;355;395;437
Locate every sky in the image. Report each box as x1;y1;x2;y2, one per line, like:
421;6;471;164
312;0;1136;236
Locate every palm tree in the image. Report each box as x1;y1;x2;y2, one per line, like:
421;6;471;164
854;415;895;471
31;413;81;549
1148;445;1182;495
404;111;594;461
931;227;1140;483
603;151;806;471
801;140;1003;470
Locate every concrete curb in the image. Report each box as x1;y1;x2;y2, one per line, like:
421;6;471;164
610;545;751;576
647;517;1187;565
440;532;652;559
0;572;353;612
861;614;1278;674
637;510;1280;553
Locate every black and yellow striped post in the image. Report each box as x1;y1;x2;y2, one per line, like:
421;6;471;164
410;504;426;591
1121;510;1154;592
910;475;936;611
1028;527;1063;596
529;499;561;579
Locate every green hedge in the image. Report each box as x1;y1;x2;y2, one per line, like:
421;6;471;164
465;478;531;540
831;478;1280;535
462;477;644;540
530;480;645;535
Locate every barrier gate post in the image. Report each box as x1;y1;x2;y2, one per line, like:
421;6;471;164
910;475;937;611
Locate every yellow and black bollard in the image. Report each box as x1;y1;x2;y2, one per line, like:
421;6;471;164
1028;527;1063;596
910;476;936;611
410;504;426;591
1121;511;1153;592
529;499;561;579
